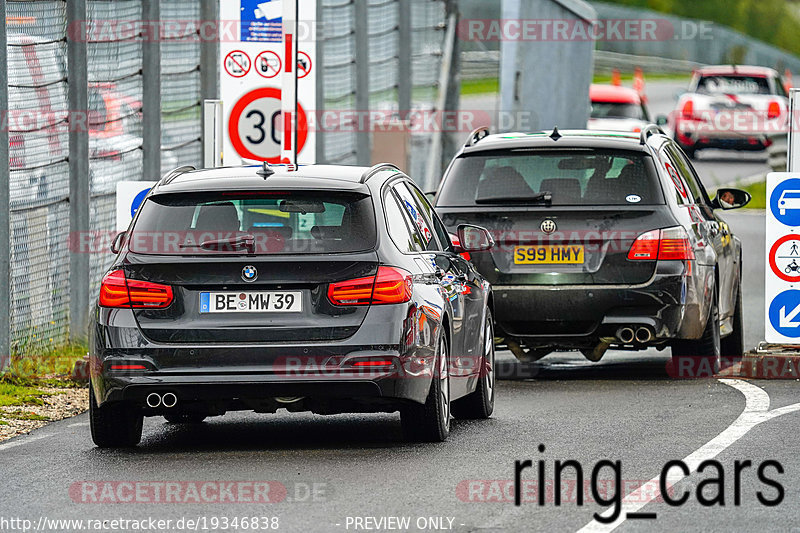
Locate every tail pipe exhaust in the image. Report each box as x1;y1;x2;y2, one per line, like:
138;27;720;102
616;327;635;344
635;327;653;344
161;392;177;408
145;392;177;408
146;392;162;408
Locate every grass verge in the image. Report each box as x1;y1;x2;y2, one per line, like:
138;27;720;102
0;342;88;436
461;74;690;97
738;180;767;209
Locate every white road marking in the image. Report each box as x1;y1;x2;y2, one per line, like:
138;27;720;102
0;433;51;452
577;379;800;533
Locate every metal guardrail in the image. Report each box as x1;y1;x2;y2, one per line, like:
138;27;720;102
461;50;704;82
593;50;703;75
768;133;788;173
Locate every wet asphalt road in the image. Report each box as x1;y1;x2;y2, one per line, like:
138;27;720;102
2;212;799;533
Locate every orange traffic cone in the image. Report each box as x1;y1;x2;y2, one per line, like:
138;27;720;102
633;67;646;103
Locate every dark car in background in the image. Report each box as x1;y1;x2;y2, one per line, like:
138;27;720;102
90;163;495;446
434;127;749;370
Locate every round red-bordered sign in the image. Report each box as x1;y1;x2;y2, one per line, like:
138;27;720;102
665;162;687;199
228;87;308;163
254;50;281;79
224;50;251;78
297;51;312;79
769;234;800;282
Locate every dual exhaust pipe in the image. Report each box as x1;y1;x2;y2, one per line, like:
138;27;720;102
146;392;177;408
616;326;653;345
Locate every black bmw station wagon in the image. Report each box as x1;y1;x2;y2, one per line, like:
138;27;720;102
90;163;495;446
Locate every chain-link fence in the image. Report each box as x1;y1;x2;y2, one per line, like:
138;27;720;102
159;0;201;174
2;0;456;357
87;0;144;303
7;1;71;349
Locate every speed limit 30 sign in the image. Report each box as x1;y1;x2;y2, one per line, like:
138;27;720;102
228;87;309;163
219;0;317;165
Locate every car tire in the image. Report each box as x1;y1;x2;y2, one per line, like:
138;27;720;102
720;278;744;362
451;310;495;420
164;413;207;424
681;145;697;160
89;385;143;448
401;333;451;442
673;130;697;159
671;284;721;376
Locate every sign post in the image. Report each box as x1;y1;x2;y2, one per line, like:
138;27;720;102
202;99;223;168
788;88;800;172
281;0;299;164
763;90;800;349
218;0;316;165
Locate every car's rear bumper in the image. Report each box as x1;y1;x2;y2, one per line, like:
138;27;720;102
93;363;432;412
490;263;709;349
676;119;781;149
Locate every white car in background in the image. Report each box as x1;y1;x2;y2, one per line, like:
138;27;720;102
672;65;789;158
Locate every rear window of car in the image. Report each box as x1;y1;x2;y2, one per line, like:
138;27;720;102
590;102;644;120
128;191;377;255
437;149;663;207
696;75;771;95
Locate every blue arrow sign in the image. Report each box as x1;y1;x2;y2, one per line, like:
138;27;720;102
130;187;152;219
769;289;800;337
770;178;800;227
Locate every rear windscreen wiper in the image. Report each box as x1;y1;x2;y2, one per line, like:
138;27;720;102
180;234;256;253
475;191;552;205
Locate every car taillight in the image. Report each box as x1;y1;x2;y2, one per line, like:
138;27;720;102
768;100;781;119
99;269;174;308
681;100;694;119
627;227;695;261
327;266;413;306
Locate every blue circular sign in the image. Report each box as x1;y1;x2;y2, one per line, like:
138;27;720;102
130;187;152;218
770;178;800;227
768;289;800;338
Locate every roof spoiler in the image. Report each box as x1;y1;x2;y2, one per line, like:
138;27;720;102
639;124;664;145
360;163;400;184
159;165;195;185
464;126;490;148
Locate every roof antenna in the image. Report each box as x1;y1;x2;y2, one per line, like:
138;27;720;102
256;161;274;179
549;126;561;141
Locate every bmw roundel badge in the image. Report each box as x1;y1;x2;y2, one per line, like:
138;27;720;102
242;265;258;282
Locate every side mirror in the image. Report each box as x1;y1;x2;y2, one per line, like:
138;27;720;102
110;231;127;254
457;224;494;252
655;115;669;127
711;188;751;210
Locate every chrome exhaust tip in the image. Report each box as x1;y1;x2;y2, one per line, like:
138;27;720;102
635;327;653;344
616;327;635;344
275;397;304;404
161;392;177;408
146;392;162;408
